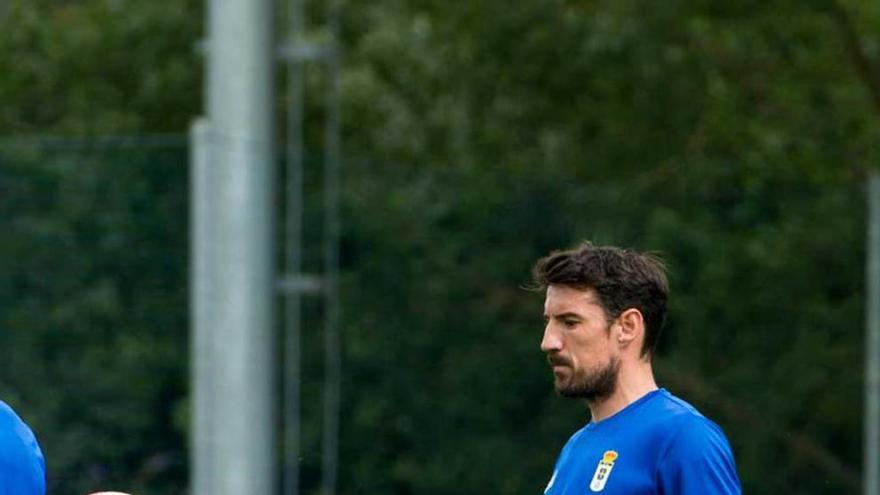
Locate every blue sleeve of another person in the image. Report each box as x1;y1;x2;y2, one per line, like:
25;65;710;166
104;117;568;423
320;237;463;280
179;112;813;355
657;416;741;495
0;401;46;495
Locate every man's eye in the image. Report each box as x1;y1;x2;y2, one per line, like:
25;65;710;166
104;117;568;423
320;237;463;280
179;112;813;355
563;320;578;328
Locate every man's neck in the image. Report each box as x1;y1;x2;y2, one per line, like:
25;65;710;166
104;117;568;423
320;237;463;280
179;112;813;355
587;359;658;423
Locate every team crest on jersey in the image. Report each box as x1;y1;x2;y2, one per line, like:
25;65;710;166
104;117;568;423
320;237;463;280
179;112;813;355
589;450;618;492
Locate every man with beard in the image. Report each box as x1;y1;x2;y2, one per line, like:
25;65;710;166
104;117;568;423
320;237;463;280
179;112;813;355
533;243;740;494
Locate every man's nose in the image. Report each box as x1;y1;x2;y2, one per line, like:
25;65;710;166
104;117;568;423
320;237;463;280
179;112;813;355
541;324;562;353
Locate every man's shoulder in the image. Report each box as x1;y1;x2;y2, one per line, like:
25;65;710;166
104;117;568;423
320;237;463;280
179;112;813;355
643;391;734;462
649;393;742;493
647;389;701;415
0;399;45;477
631;390;730;454
0;400;38;443
0;400;25;423
0;400;46;494
643;390;719;429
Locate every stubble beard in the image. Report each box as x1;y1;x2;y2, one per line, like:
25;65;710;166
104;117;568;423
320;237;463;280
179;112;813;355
555;355;620;402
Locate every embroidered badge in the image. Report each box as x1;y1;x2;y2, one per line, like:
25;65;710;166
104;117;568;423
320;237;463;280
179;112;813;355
589;450;618;492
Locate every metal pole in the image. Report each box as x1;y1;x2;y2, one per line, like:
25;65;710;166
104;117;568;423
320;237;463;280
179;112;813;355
190;117;215;495
866;171;880;495
321;1;342;492
203;0;277;492
284;0;306;492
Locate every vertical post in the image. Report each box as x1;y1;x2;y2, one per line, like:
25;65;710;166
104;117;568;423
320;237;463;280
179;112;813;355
322;1;342;492
201;0;277;492
284;0;305;493
190;118;215;495
866;171;880;495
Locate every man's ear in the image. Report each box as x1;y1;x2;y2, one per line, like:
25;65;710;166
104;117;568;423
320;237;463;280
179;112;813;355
616;308;644;350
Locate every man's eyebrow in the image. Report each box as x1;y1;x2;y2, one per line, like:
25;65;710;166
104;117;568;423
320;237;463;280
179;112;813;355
549;312;583;320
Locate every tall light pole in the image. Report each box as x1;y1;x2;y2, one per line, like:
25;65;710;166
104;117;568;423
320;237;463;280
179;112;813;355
866;171;880;495
191;0;276;493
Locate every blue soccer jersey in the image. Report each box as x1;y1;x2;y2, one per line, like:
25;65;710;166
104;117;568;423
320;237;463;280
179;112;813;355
543;389;740;495
0;400;45;494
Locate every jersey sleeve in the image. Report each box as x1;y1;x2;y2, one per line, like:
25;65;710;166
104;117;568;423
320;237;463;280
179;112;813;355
656;416;741;495
0;403;46;495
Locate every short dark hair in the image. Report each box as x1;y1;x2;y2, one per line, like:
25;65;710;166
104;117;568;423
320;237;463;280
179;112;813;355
531;242;669;358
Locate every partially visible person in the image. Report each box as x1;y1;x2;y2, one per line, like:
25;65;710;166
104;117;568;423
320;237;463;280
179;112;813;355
533;242;740;494
0;400;45;494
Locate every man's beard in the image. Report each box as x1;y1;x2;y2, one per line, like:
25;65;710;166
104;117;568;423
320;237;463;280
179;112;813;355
554;355;620;401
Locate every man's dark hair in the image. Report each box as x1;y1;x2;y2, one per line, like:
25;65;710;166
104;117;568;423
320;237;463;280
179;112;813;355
532;242;669;358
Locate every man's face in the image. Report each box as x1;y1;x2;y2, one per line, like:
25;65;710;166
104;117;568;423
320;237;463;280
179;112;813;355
541;285;619;400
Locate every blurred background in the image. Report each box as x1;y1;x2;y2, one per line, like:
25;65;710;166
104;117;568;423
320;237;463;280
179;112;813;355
0;0;877;493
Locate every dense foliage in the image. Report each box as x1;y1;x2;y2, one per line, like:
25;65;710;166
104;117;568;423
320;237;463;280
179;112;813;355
1;0;878;493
